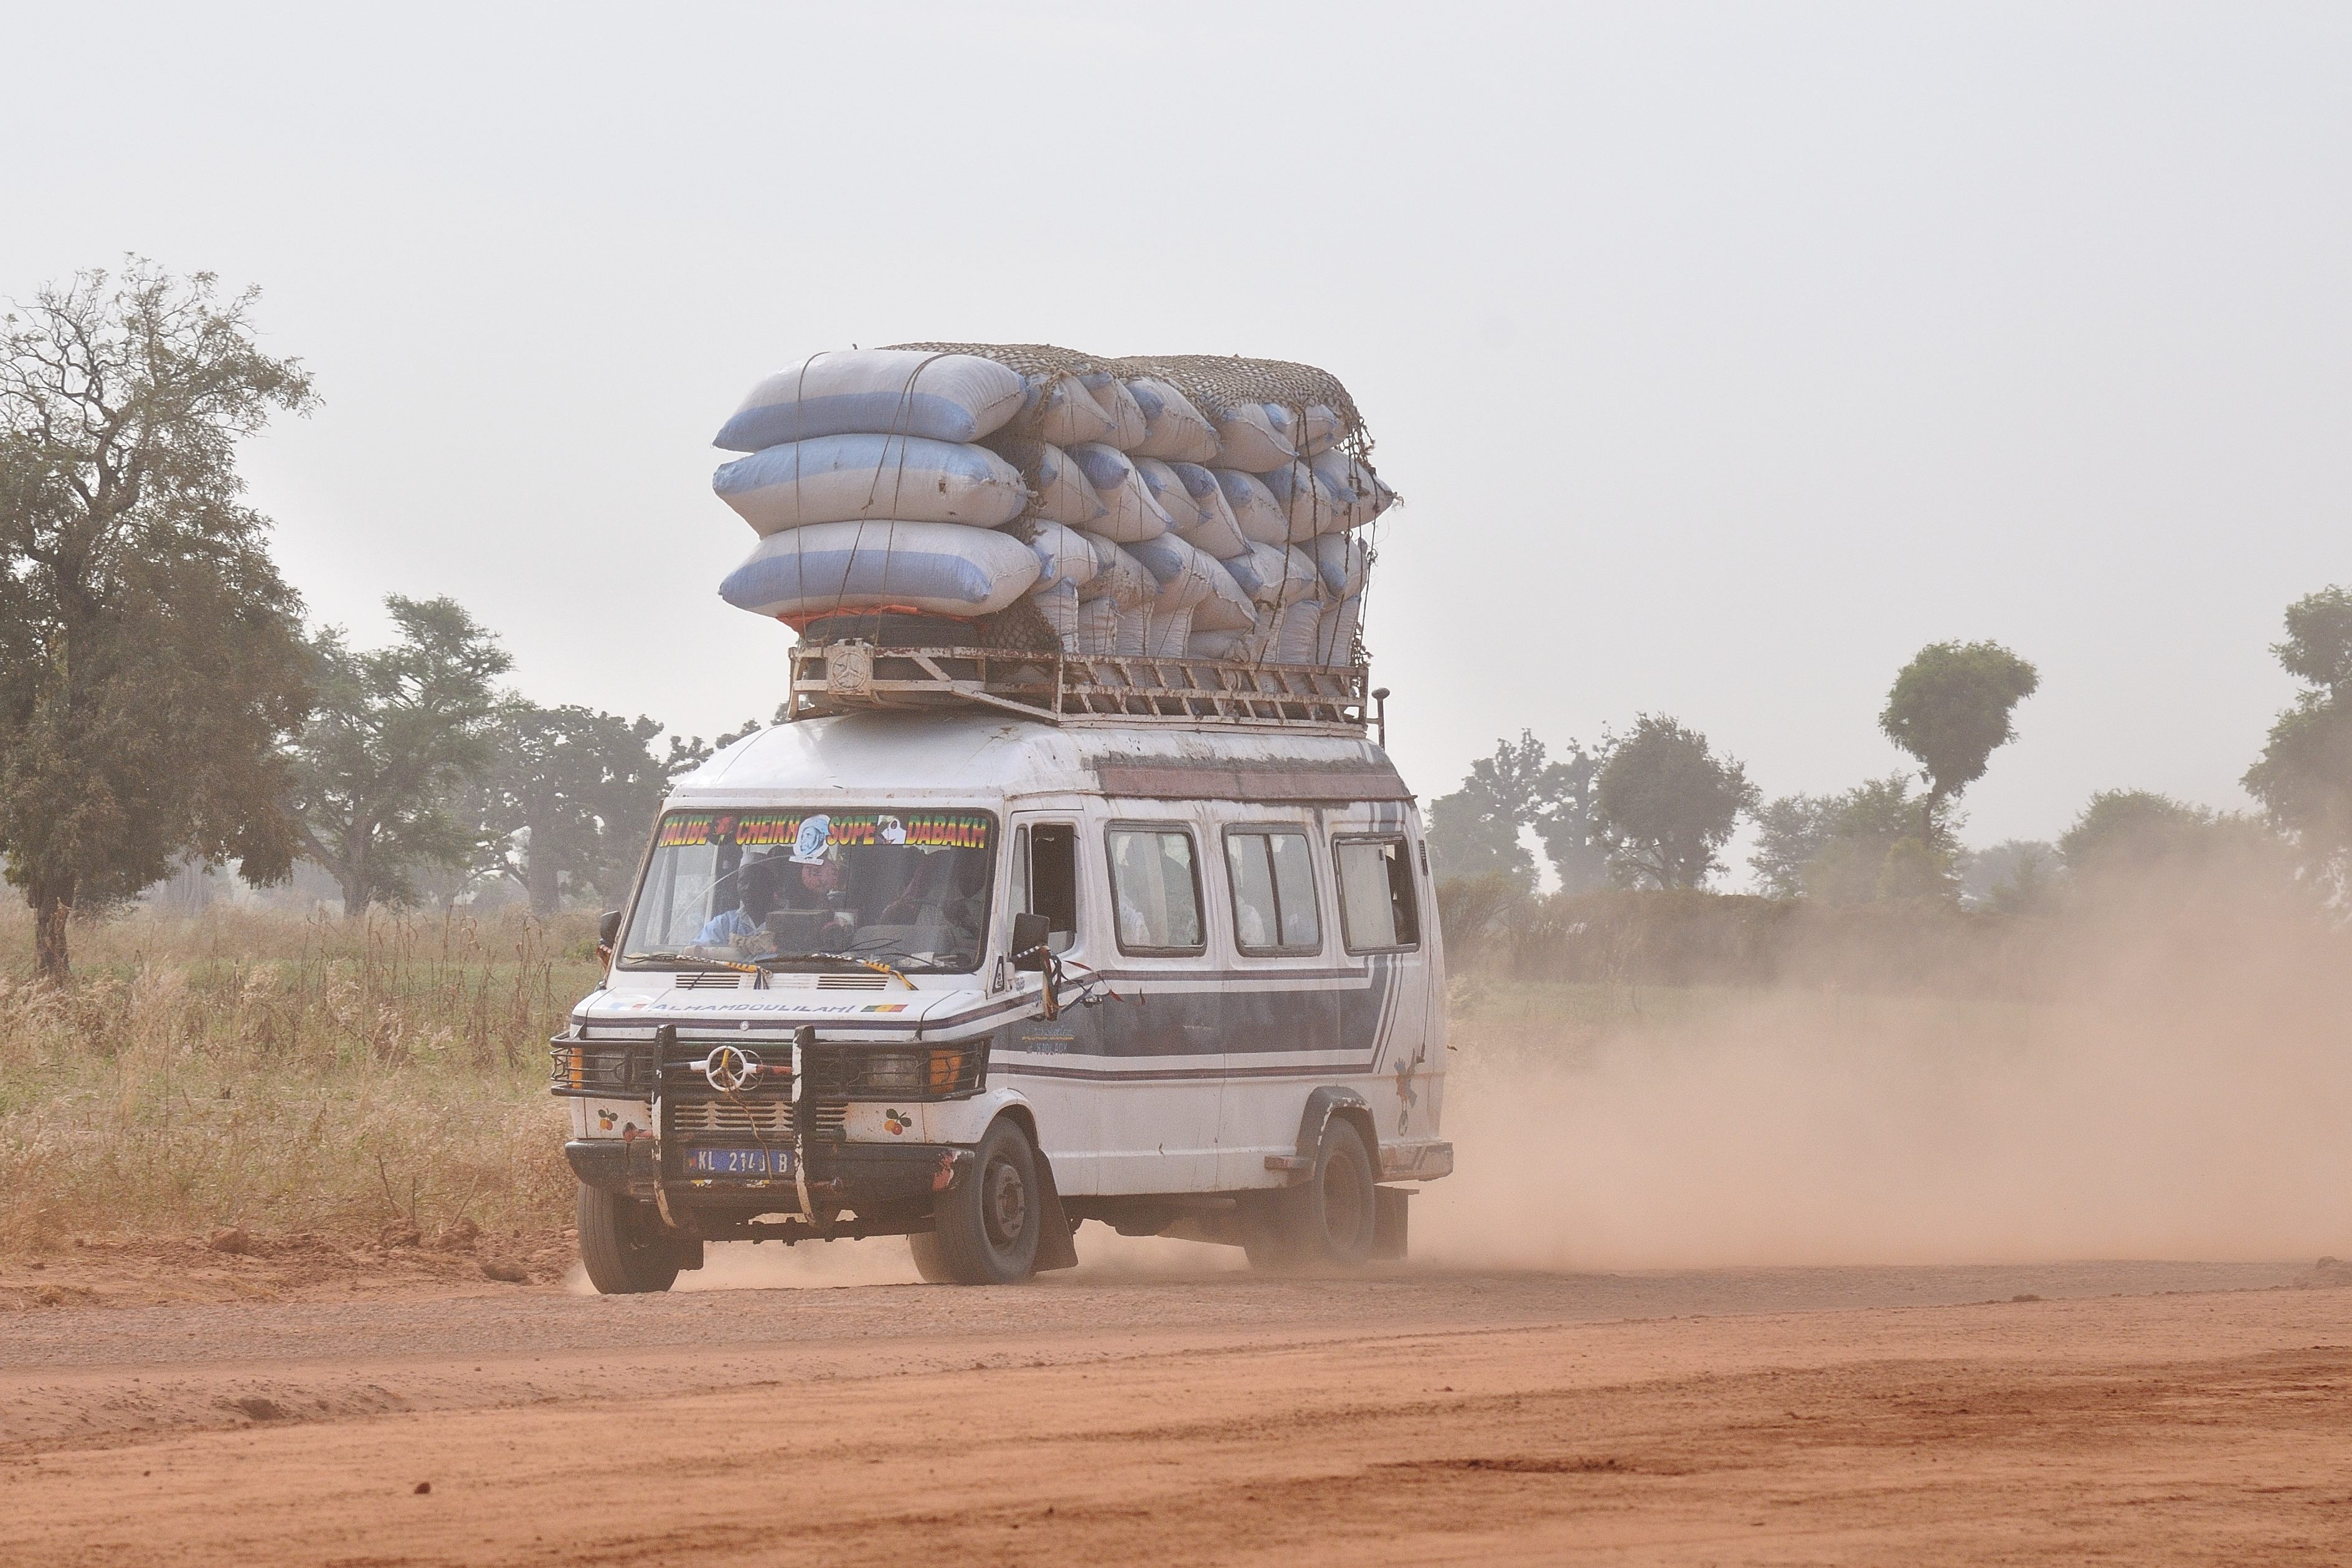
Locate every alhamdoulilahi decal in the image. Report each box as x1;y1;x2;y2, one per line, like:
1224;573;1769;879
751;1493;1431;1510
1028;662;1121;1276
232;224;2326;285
657;811;993;852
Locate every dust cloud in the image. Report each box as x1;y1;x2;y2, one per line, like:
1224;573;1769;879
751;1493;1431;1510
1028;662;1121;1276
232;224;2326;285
572;876;2351;1289
1417;878;2352;1271
566;1220;1246;1295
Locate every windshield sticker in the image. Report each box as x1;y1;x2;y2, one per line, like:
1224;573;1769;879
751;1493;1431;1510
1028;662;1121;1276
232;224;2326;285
658;811;991;852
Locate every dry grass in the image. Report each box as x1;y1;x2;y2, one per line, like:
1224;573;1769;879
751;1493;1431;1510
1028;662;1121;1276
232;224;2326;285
0;905;601;1250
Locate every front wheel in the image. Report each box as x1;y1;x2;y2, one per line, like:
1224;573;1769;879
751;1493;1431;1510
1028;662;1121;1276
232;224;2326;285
577;1183;682;1295
925;1118;1043;1285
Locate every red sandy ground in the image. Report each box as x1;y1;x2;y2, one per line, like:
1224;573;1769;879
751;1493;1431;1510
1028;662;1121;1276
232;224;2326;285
3;1255;2348;1565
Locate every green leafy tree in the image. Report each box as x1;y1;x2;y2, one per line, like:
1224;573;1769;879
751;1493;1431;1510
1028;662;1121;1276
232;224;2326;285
657;709;780;786
0;262;314;978
2242;586;2352;899
1425;773;1535;889
1879;641;2040;847
1531;740;1608;894
1592;714;1757;889
1958;839;2060;912
1749;775;1927;900
289;596;511;917
1425;730;1608;894
1747;793;1836;898
480;702;669;914
2060;789;2290;892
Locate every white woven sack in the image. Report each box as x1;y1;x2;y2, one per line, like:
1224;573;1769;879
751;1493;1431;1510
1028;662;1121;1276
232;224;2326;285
1313;534;1368;599
1190;554;1259;633
1003;376;1117;447
1146;605;1194;658
713;435;1029;536
1067;443;1171;544
1299;404;1342;456
1076;595;1122;655
1270;597;1324;664
1131;458;1201;533
1028;577;1081;650
1262;459;1353;542
1210;402;1297;472
719;519;1041;620
1166;462;1247;559
1080;374;1150;450
1125;532;1215;615
1224;541;1321;610
1188;628;1256;660
1352;458;1397;522
1214;469;1290;547
1126;378;1221;462
1077;532;1156;608
716;351;1026;453
1315;593;1363;664
1023;520;1100;593
1022;442;1109;527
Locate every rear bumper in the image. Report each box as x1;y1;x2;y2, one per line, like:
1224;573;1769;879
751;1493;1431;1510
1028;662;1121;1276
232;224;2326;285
564;1138;971;1210
1378;1140;1454;1183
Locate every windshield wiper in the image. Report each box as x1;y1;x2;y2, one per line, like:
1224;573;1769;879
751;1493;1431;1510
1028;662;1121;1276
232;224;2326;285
621;952;767;974
762;952;919;989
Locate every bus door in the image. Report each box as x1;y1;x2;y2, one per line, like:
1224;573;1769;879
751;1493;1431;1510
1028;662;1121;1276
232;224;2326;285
1331;828;1434;1148
1094;816;1221;1191
1214;819;1339;1185
1003;815;1098;1191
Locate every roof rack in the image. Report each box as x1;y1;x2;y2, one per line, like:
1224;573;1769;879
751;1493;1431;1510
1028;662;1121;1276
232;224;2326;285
784;643;1370;733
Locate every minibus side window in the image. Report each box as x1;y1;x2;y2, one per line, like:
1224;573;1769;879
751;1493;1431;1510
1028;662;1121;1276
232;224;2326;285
1027;824;1080;953
1105;826;1204;955
1334;836;1420;953
1224;828;1322;955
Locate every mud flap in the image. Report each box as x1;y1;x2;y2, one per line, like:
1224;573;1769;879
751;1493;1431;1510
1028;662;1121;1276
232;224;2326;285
1372;1188;1409;1262
666;1234;706;1272
1032;1150;1080;1273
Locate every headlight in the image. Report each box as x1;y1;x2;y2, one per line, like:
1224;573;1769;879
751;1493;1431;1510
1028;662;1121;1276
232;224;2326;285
859;1051;928;1094
549;1041;647;1093
828;1046;983;1099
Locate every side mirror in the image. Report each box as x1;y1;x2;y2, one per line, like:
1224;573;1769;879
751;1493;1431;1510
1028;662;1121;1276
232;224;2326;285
597;909;623;972
1009;912;1051;973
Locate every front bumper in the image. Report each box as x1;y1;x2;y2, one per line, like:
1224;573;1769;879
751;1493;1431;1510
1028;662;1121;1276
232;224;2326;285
565;1137;971;1211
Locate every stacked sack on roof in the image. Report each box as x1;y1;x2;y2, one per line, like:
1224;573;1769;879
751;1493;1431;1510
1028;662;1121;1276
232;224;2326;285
710;344;1396;664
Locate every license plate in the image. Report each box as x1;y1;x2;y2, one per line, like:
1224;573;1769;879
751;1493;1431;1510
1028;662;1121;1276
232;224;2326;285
684;1147;795;1177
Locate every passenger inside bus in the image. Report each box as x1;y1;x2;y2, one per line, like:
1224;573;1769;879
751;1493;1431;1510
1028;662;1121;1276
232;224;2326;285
765;849;857;949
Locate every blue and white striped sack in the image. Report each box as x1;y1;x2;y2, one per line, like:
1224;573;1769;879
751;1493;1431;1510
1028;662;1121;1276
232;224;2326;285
719;519;1040;620
713;435;1028;535
715;350;1027;453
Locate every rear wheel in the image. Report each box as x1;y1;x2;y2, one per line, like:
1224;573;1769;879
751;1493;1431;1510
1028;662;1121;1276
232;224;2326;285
927;1118;1043;1285
906;1231;956;1283
576;1183;682;1295
1247;1117;1377;1270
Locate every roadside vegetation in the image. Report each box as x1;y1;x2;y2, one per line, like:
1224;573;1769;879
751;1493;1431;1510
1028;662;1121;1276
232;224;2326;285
0;907;595;1250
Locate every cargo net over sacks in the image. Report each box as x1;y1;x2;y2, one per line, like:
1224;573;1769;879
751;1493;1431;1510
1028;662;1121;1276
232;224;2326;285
706;342;1397;670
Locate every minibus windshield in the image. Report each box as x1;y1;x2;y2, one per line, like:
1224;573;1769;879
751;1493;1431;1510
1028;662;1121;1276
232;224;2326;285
620;809;996;975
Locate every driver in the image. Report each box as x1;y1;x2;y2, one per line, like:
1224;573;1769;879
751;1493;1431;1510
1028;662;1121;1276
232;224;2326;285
694;854;777;948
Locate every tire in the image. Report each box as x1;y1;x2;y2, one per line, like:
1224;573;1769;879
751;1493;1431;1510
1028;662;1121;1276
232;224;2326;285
906;1231;956;1283
927;1118;1044;1285
576;1183;682;1295
1249;1117;1377;1270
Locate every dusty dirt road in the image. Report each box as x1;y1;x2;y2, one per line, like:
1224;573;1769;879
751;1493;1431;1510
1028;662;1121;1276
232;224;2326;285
6;1255;2348;1566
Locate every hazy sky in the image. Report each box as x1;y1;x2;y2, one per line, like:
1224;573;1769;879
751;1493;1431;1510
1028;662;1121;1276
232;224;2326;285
6;4;2345;877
